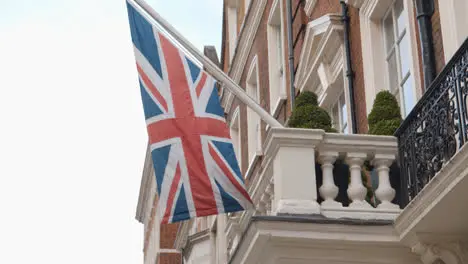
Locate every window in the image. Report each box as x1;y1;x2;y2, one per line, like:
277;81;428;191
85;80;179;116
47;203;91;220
267;0;287;115
383;0;416;117
229;107;242;170
246;56;262;164
227;1;238;63
331;93;349;134
355;0;422;118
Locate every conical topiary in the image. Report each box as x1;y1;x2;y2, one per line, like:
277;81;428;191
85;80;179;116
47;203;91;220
289;91;336;132
368;90;402;135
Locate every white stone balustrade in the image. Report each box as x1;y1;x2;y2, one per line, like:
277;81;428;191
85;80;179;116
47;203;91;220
261;128;401;220
219;128;402;262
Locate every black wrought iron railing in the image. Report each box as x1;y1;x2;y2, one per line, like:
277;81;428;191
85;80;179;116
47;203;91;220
396;38;468;206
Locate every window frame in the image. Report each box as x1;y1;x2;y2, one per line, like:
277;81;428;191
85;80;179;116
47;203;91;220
229;107;242;171
382;0;416;117
267;0;287;116
356;0;422;118
331;92;349;134
227;1;239;63
245;55;263;170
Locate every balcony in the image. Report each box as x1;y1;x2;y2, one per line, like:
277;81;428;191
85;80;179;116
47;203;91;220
394;38;468;255
171;39;468;264
174;128;423;263
225;128;419;263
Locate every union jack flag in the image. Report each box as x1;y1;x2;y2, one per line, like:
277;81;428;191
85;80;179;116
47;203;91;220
126;1;253;224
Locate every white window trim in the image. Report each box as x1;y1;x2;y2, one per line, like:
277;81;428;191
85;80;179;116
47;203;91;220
294;14;344;96
245;154;261;180
437;0;468;61
330;91;350;134
357;0;422;116
246;55;263;168
229;107;242;171
227;0;238;63
294;14;354;133
267;0;287;116
304;0;317;17
221;0;268;112
245;0;252;15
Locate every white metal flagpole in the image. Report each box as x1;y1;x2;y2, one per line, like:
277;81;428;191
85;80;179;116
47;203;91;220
130;0;284;129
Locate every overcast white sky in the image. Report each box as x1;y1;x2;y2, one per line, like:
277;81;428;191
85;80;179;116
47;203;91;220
0;0;222;263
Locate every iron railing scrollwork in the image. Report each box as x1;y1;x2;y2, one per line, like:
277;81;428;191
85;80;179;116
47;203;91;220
396;38;468;206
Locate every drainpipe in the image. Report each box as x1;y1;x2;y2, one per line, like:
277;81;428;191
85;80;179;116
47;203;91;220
414;0;436;90
340;1;358;134
286;0;295;111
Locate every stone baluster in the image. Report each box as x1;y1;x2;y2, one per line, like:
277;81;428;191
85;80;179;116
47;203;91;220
373;154;399;209
318;152;342;208
346;153;372;208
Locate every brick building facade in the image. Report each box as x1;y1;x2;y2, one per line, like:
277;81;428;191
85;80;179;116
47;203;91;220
137;0;468;263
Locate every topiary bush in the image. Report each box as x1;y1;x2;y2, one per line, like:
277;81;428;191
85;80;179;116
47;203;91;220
294;91;318;108
289;91;336;132
365;90;402;207
367;90;402;136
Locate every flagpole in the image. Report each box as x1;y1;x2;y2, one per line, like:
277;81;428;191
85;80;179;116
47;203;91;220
130;0;284;129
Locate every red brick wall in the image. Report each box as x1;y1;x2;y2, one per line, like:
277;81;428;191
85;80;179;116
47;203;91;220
303;1;367;132
158;253;182;264
309;0;340;20
348;6;368;133
226;0;274;176
143;195;181;263
160;223;180;248
431;0;445;74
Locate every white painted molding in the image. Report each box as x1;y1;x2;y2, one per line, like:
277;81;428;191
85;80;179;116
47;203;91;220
136;144;154;223
438;0;468;61
267;0;287;114
246;55;259;85
229;106;240;128
231;219;419;264
294;14;344;103
264;128;325;160
182;229;212;260
304;0;317;17
276;199;321;215
359;0;423;115
174;219;193;249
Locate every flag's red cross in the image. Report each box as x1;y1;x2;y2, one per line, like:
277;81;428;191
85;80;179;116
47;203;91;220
137;36;250;222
